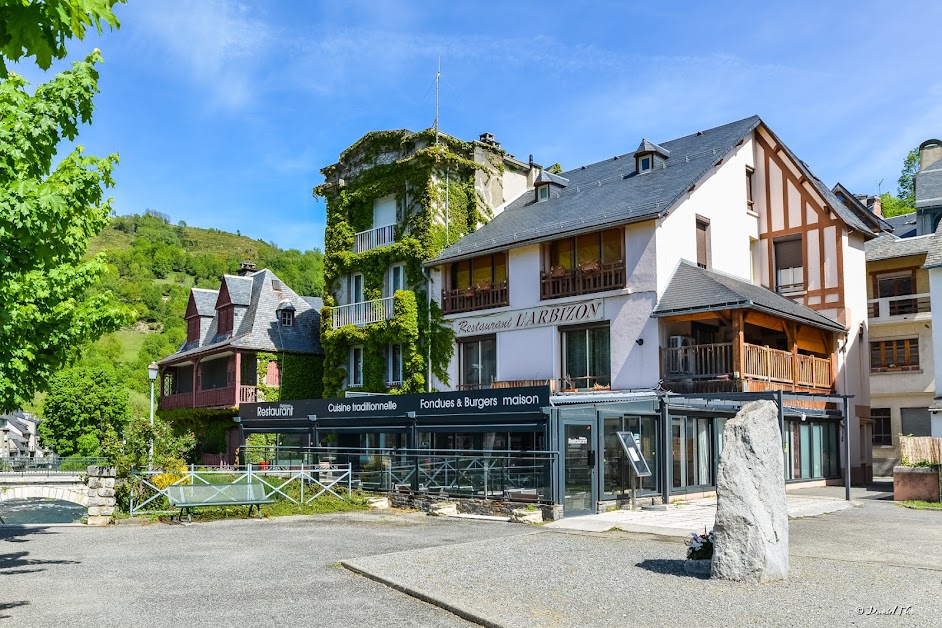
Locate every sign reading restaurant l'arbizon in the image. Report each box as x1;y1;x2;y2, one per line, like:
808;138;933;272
451;298;603;337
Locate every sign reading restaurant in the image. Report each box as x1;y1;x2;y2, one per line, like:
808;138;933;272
451;298;604;337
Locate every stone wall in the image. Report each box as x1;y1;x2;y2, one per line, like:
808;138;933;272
86;465;117;526
388;491;562;521
893;466;941;502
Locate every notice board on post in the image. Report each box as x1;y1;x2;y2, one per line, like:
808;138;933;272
615;432;652;477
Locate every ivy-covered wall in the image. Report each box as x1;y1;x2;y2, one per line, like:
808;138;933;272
158;406;237;462
256;351;324;402
315;129;508;396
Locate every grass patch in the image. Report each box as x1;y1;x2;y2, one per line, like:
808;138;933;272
114;329;149;362
898;500;942;510
167;492;371;522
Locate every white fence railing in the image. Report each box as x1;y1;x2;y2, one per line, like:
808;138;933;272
867;293;931;321
331;296;394;328
129;464;352;516
353;224;396;253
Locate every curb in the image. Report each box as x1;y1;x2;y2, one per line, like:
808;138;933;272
341;560;502;628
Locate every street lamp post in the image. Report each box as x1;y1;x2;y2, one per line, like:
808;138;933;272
147;362;159;471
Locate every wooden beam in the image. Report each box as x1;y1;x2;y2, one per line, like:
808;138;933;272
732;310;745;379
660;311;730;323
788;322;799;389
744;310;787;332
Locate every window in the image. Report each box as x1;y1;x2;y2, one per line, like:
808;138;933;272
390;264;405;295
638;155;652;172
549;228;622;270
459;336;496;389
695;217;710;269
187;317;200;342
774;237;803;294
870;338;919;372
450;254;507;291
901;407;931;437
217;306;234;336
387;344;403;386
349;346;363;387
871;408;891;446
351;273;364;304
279;310;293;327
561;325;611;390
745;166;755;212
875;271;917;316
537;185;550;202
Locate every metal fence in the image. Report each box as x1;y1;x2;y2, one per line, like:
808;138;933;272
0;456;107;474
129;463;352;516
239;446;557;503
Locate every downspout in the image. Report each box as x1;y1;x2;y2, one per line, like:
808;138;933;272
422;266;433;392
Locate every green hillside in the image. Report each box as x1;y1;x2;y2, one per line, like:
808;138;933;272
53;212;324;419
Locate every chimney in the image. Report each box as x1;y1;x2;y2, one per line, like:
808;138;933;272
238;261;256;276
478;132;500;148
919;139;942;172
870;195;883;217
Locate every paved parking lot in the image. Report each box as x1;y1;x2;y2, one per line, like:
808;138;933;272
2;499;939;627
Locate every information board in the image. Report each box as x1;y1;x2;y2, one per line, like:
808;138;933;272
615;432;652;477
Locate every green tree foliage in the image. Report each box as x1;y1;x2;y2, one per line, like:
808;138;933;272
0;0;123;74
38;362;130;456
547;163;564;174
880;147;920;218
0;50;131;411
101;413;195;476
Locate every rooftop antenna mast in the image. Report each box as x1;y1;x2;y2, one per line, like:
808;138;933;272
434;55;441;145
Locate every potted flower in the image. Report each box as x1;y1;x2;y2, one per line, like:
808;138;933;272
684;529;714;576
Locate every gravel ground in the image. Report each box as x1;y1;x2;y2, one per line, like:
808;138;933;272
0;511;532;627
344;500;942;628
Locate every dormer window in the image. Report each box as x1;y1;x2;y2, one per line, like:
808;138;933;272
280;310;293;326
533;169;569;203
537;185;550;202
638;155;652;172
632;138;670;175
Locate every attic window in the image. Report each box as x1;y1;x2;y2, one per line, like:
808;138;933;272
272;279;283;291
537;185;550;202
280;310;294;326
638;155;652;173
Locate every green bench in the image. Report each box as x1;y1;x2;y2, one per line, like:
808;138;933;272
165;483;275;522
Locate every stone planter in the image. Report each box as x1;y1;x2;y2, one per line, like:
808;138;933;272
893;466;940;502
683;559;712;577
511;508;543;524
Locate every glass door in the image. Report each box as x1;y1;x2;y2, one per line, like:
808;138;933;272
562;422;595;515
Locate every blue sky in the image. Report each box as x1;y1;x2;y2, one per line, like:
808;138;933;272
15;1;942;251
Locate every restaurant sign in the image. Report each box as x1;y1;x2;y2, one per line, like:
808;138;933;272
452;298;604;337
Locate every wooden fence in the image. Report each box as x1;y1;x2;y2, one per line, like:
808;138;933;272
900;435;942;465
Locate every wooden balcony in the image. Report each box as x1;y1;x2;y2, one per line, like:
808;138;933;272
867;293;930;323
159;385;245;410
353;224;395;254
331;296;395;328
660;342;832;394
159;392;193;410
195;386;237;408
239;385;257;403
441;281;509;314
540;261;625;300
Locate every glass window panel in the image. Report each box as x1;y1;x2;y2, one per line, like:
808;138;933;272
471;255;493;286
576;232;601;266
878;275;913;298
493;254;507;283
552;238;575;269
601;228;622;264
603;417;626;497
564;330;589;381
480;338;497;385
589;326;611;386
799;423;811;479
452;260;471;290
812;424;823;478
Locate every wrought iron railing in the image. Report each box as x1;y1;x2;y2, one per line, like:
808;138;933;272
331;297;395;328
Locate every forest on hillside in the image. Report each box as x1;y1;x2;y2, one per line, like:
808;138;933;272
33;212;324;456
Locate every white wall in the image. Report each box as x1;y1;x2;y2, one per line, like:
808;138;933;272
655;137;757;294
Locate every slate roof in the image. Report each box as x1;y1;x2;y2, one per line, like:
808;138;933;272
429;115;875;265
190;288;218;317
923;222;942;269
865;233;933;262
652;260;846;332
831;183;891;233
534;170;569;186
916;156;942;210
883;212;917;238
635;139;670;158
159;269;324;364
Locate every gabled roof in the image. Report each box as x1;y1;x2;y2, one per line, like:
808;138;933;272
652;261;846;333
865;233;933;262
429;115;875;266
634;139;670;158
884;212;917;238
923;222;942;270
189;288;218;317
534;170;569;186
159;269;323;364
831;183;891;233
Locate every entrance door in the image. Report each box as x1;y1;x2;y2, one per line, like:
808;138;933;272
562;422;596;515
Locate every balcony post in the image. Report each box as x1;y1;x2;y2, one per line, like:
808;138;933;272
787;322;799;391
192;358;200;408
234;351;242;406
830;331;839;390
731;310;744;379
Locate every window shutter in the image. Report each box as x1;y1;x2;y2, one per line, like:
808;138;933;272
696;220;708;269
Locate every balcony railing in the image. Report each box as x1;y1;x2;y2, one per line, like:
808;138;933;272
441;280;509;314
458;379;556;392
331;296;395;328
660;342;831;390
159;391;193;410
557;375;611;392
195;386;236;408
353;224;396;254
867;293;931;321
239;385;257;403
540;260;625;300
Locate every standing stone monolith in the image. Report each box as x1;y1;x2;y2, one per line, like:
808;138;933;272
711;400;788;582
